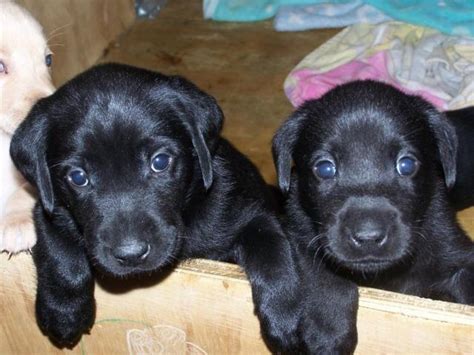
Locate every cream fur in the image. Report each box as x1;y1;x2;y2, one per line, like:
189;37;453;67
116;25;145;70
0;0;54;253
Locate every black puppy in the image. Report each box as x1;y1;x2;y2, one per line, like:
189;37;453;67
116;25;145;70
10;63;356;353
273;80;474;305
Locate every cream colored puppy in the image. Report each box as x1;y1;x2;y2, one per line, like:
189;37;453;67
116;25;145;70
0;0;54;253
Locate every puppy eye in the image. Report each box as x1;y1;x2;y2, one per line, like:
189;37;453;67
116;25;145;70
151;153;171;173
67;169;89;187
45;54;52;67
396;156;418;177
0;60;7;74
314;160;337;180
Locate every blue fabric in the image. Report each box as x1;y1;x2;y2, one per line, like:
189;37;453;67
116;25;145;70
203;0;344;22
364;0;474;37
274;0;391;31
204;0;474;36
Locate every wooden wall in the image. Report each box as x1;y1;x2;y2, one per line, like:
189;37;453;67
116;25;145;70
16;0;136;86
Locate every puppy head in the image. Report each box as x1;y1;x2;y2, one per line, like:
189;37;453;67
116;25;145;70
0;0;55;135
273;80;457;273
11;63;223;276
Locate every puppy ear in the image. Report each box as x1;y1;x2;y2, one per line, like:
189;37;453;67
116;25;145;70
162;76;224;190
425;106;458;189
10;101;55;214
185;121;214;190
272;110;307;194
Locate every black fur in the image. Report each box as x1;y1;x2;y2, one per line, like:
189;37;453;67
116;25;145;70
10;63;357;353
273;80;474;305
447;106;474;210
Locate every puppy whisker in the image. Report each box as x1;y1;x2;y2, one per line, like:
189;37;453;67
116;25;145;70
307;233;324;249
311;219;323;226
400;127;424;140
313;241;332;276
48;43;65;49
47;23;72;38
312;243;326;267
412;229;435;257
47;31;66;45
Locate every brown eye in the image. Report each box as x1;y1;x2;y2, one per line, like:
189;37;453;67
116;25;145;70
45;54;52;67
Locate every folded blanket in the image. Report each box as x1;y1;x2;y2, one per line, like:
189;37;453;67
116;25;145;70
284;22;474;110
288;51;447;108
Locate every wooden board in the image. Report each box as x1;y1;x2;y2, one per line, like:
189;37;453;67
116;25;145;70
16;0;136;86
1;254;473;354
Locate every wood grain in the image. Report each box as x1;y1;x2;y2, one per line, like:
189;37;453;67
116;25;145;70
1;255;473;354
16;0;135;86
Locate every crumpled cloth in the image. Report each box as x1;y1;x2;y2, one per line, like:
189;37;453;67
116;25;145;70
284;22;474;110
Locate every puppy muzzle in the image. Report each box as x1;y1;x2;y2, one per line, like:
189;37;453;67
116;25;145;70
91;212;181;276
327;196;411;271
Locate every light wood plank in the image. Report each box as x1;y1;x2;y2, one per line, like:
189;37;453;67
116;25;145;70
2;255;473;354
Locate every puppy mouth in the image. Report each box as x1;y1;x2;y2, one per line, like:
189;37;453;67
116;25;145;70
341;258;400;272
323;240;413;274
323;244;397;271
321;233;412;274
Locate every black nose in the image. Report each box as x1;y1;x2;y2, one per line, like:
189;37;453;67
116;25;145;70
350;228;387;246
347;217;388;247
113;242;151;266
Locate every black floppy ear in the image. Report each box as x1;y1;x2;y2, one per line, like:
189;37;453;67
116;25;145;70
184;120;214;190
272;110;307;194
10;100;55;214
425;105;458;189
164;76;224;190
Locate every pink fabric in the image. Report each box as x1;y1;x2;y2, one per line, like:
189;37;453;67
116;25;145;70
286;51;446;109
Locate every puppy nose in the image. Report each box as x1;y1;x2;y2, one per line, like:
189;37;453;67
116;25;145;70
351;228;387;246
113;242;151;265
352;229;386;245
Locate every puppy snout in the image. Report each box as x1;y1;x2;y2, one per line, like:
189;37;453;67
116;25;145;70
349;222;387;247
113;242;151;266
339;197;400;250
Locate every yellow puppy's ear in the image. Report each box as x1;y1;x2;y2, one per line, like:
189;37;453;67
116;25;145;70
10;99;54;214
